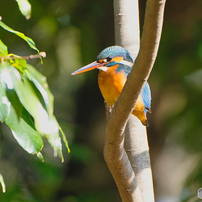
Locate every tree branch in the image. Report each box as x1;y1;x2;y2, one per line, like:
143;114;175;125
114;0;140;58
125;116;153;202
114;0;154;200
113;0;145;201
104;0;166;201
0;52;46;61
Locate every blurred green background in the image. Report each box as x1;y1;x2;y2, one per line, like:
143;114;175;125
1;0;202;201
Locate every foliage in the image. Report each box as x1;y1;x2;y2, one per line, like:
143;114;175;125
16;0;32;19
0;173;6;193
0;19;70;191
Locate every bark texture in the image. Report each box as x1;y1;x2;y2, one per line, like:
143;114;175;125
114;0;155;200
104;0;166;201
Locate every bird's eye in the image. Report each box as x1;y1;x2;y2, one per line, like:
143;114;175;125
99;59;107;63
107;57;112;62
98;57;112;63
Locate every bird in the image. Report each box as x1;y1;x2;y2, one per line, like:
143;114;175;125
71;46;151;126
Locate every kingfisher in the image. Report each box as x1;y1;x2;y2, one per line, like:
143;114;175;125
71;46;151;126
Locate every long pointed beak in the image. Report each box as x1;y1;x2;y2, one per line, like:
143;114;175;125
71;61;103;75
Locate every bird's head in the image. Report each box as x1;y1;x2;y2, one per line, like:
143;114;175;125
71;46;133;75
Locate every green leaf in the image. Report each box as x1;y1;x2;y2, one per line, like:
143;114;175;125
0;21;39;53
6;89;23;119
16;0;32;20
0;82;10;122
59;125;70;153
0;64;47;132
23;64;54;115
3;73;44;156
12;58;27;73
0;40;8;55
37;152;44;162
0;63;63;160
42;115;64;162
5;106;43;155
0;173;6;193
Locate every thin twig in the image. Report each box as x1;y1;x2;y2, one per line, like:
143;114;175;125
0;52;46;61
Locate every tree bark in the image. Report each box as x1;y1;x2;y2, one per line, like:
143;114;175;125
114;0;140;59
104;0;166;201
125;116;154;202
114;0;154;201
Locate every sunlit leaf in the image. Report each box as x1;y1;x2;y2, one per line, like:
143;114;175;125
0;173;6;193
59;125;70;153
0;21;39;53
0;63;64;160
15;76;53;134
23;64;54;115
11;57;27;73
0;64;46;130
15;73;63;160
42;115;64;162
6;89;23;120
16;0;31;20
0;40;8;55
5;106;43;155
37;152;44;162
0;81;10;122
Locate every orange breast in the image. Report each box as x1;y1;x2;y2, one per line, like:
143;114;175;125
98;66;148;126
98;65;126;106
132;96;148;126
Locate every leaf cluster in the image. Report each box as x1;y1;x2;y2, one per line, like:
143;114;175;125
0;21;69;165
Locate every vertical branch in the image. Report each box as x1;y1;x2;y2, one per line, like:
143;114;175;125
104;0;166;201
104;147;143;202
125;116;154;202
114;0;154;201
114;2;146;200
114;0;140;59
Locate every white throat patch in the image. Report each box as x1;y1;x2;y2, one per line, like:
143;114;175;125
120;59;133;67
98;66;108;72
98;60;133;72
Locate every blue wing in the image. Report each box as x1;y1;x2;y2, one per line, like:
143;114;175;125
141;82;151;113
118;66;151;113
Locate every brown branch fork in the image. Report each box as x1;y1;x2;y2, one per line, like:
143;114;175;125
104;0;166;201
